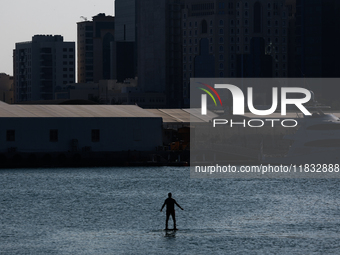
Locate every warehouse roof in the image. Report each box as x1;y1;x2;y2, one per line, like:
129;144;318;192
0;102;217;123
0;103;156;118
146;108;217;123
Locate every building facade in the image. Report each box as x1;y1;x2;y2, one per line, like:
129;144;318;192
0;73;14;104
77;13;115;83
13;35;75;102
113;0;138;82
137;0;184;108
182;0;291;104
115;0;137;42
295;0;340;77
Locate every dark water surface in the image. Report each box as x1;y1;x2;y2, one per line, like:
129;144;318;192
1;167;340;254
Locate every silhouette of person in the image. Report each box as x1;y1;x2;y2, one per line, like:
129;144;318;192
160;192;183;230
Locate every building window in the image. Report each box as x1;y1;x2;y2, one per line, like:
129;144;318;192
219;28;224;35
219;20;224;26
50;129;58;142
6;130;15;142
201;20;207;33
91;129;100;142
220;37;224;43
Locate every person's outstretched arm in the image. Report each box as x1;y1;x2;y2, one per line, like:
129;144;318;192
160;201;166;212
175;201;184;210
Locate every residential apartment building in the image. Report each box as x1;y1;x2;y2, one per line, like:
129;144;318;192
77;13;115;83
13;35;75;102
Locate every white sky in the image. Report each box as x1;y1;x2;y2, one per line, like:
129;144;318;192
0;0;115;76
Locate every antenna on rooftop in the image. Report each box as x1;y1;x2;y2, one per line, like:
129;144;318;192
80;16;88;21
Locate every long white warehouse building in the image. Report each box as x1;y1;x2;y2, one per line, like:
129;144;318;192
0;101;162;154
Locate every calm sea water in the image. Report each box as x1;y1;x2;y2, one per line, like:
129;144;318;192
1;167;340;254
